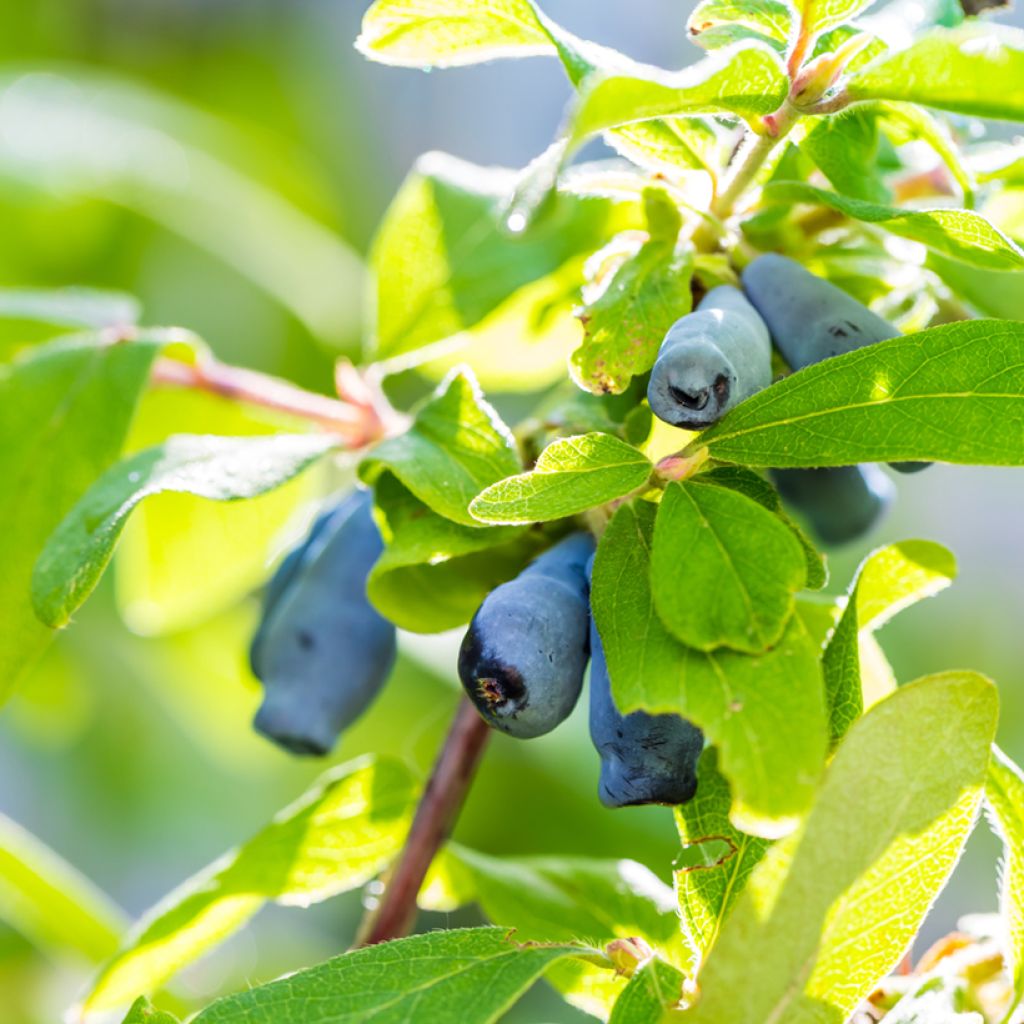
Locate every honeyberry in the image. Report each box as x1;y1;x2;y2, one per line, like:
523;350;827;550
742;253;928;474
647;284;772;430
589;591;703;807
458;532;594;739
771;465;895;546
250;489;396;756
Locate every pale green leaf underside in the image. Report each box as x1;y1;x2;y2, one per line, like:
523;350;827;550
356;0;552;67
85;757;418;1012
571;42;788;146
985;745;1024;1010
763;182;1024;270
698;320;1024;468
0;811;125;964
360;369;520;526
592;500;827;836
792;0;878;38
32;432;338;629
686;0;792;46
651;481;806;654
191;927;596;1024
689;672;997;1024
469;432;651;524
846;24;1024;122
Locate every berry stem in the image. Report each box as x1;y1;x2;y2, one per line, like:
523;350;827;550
710;103;799;221
355;697;491;947
151;354;392;447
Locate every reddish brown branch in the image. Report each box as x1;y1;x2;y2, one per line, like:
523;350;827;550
151;355;388;447
355;697;491;947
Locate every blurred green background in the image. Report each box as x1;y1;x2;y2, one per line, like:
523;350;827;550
2;1;1024;1021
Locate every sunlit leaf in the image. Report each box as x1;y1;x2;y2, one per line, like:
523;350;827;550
32;433;336;629
190;927;598;1024
591;499;827;836
846;24;1024;121
698;321;1024;468
469;432;651;524
823;541;956;743
360;368;520;526
762;182;1024;269
84;757;418;1012
688;672;997;1024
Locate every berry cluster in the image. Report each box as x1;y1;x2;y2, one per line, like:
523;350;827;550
249;256;923;805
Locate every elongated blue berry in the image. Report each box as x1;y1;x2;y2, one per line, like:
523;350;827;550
458;532;594;739
771;465;895;545
647;285;772;429
250;489;396;756
589;594;703;807
742;253;928;474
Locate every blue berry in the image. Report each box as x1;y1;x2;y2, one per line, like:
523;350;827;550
250;490;396;756
647;285;772;429
458;533;594;739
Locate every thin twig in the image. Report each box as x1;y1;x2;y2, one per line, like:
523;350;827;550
151;355;389;446
355;697;492;947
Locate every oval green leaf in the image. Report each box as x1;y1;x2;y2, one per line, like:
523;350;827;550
469;432;651;525
651;482;806;654
698;320;1024;468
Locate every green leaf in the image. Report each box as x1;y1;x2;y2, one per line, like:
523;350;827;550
651;481;806;654
591;500;827;836
572;189;694;395
422;845;687;959
984;745;1024;1015
356;0;552;67
121;997;182;1024
686;0;792;47
800;111;891;204
369;473;529;632
699;465;827;591
0;332;167;701
470;432;651;525
609;958;687;1022
421;847;684;1020
569;43;788;145
791;0;879;40
369;152;615;361
84;756;418;1012
32;432;337;629
688;672;998;1024
697;320;1024;468
845;24;1024;121
191;927;598;1024
823;541;956;743
605;119;723;178
674;751;771;963
0;811;125;963
762;182;1024;270
0;287;140;331
114;385;326;636
361;369;520;526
